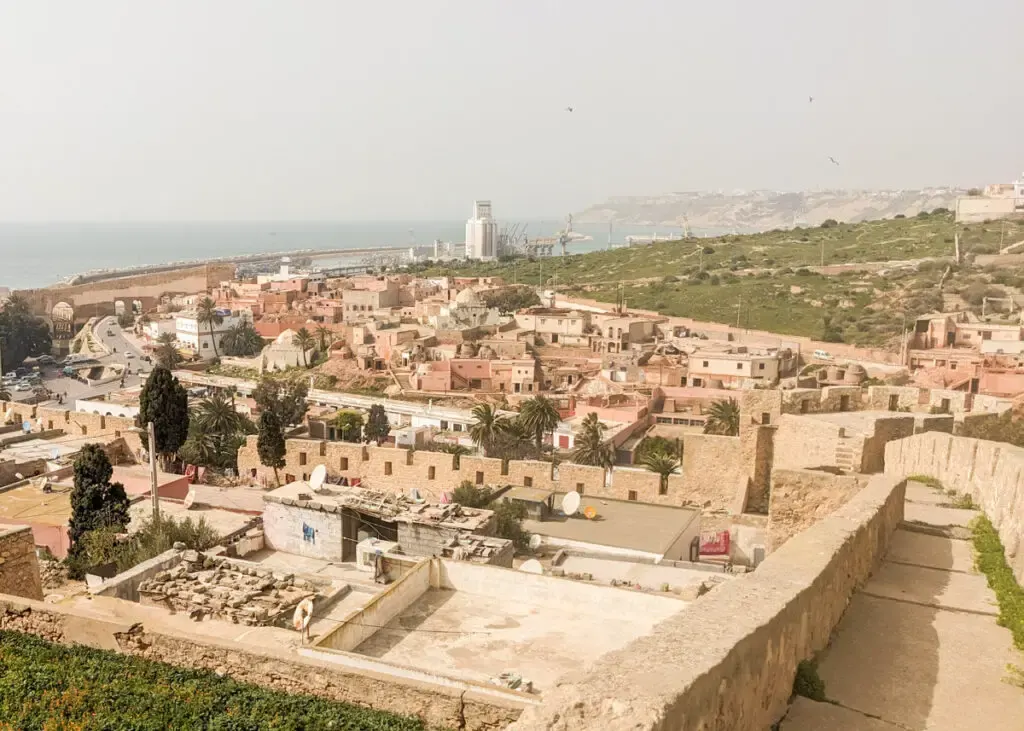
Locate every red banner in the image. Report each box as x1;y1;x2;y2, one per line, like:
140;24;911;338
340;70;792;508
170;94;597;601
699;531;730;556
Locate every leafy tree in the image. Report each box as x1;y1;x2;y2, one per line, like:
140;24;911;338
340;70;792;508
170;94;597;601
257;409;287;485
636;436;680;462
116;312;135;329
571;412;615;468
139;367;189;466
451;479;493;508
0;294;52;371
182;391;252;469
492;500;531;552
332;410;364;442
488;418;542;462
195;297;224;359
482;286;541;314
643;452;681;492
820;219;839;228
469;403;511;457
821;315;844;343
364;404;390;445
518;396;560;449
292;327;316;368
66;444;130;577
253;375;308;426
220;321;264;357
154;332;182;369
314;325;334;352
704;398;741;436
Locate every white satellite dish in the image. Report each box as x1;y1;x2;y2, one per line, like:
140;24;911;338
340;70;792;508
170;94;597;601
309;464;327;491
528;534;542;551
518;559;543;575
183;487;197;510
561;491;581;516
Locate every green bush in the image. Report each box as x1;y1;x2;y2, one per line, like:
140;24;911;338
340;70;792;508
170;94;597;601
971;516;1024;650
0;630;426;730
793;659;827;701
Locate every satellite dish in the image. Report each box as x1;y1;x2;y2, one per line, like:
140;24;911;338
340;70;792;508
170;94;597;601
561;491;581;516
183;488;196;510
518;559;543;575
22;421;31;433
529;534;542;551
293;598;314;640
309;464;327;491
50;448;60;460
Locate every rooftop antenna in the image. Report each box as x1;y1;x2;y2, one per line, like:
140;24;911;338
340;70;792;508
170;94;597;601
309;464;328;493
561;490;581;516
518;559;544;574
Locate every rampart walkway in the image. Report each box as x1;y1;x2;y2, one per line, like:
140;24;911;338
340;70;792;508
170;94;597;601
782;480;1024;730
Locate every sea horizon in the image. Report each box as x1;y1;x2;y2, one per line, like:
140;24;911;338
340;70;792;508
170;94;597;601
0;219;719;290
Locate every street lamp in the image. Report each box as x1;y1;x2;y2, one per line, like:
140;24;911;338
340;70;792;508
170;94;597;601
127;422;159;520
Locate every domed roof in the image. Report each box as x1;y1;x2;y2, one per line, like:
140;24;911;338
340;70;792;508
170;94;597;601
455;288;483;306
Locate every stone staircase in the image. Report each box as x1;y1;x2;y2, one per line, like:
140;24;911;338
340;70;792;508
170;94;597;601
780;480;1024;730
834;438;858;472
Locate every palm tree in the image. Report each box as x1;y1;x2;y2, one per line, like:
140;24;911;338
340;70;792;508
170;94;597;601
571;412;615;468
518;395;560;450
195;391;240;435
314;325;334;353
643;452;681;493
292;327;316;368
222;322;264;357
469;403;510;457
704;398;741;436
155;332;182;370
195;297;223;359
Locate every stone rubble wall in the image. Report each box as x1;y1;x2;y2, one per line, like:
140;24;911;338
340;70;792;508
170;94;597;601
0;526;43;601
0;595;524;730
767;469;868;550
508;474;906;731
886;432;1024;581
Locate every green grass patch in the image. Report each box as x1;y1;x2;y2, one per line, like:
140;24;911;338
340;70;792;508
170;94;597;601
971;516;1024;650
792;659;827;702
907;474;944;490
0;630;428;730
948;493;976;510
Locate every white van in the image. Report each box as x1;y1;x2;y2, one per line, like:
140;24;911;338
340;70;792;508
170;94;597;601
813;349;833;361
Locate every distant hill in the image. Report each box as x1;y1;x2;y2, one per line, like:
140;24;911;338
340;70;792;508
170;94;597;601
575;189;964;231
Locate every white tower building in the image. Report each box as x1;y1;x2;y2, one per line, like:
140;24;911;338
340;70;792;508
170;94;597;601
465;200;498;260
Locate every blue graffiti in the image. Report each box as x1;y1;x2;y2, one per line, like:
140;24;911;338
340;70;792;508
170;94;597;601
302;523;316;544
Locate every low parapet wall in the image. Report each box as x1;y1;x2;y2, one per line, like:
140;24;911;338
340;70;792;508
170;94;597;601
886;432;1024;580
509;474;906;731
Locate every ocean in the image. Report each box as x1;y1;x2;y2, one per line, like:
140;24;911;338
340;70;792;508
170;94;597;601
0;220;706;290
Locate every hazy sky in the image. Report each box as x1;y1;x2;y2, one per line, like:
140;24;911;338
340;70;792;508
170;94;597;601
1;1;1022;221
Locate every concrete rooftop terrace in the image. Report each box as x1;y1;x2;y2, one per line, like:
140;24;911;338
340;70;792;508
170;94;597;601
523;493;699;556
802;410;909;434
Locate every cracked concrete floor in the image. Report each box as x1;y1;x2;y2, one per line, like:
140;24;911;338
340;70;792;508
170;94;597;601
781;482;1024;730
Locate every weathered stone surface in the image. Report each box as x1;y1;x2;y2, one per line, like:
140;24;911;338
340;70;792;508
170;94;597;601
0;527;43;601
781;697;896;730
862;560;997;615
886;528;975;572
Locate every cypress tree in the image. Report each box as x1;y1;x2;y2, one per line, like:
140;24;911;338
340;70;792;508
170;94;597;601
138;367;189;464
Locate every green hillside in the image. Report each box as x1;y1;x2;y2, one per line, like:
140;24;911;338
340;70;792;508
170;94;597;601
416;212;1024;348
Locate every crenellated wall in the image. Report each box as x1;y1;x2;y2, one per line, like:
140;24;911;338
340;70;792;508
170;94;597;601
237;428;772;517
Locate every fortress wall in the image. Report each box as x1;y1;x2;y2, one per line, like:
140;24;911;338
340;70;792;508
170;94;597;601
508;474;906;731
886;432;1024;581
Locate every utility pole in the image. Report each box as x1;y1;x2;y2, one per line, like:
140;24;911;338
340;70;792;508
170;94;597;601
820;239;825;267
148;420;159;520
736;294;742;327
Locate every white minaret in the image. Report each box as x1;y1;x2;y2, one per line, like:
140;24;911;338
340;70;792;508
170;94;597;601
465;200;498;260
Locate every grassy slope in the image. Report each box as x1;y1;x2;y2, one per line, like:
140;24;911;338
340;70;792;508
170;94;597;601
418;212;1024;348
0;630;427;731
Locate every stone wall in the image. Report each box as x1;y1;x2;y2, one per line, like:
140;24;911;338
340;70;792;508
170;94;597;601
509;474;907;731
238;430;767;517
767;469;867;549
0;526;43;601
0;401;142;455
773;414;846;471
0;596;523;730
886;432;1024;581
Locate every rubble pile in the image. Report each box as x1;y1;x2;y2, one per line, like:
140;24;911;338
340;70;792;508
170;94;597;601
137;550;317;625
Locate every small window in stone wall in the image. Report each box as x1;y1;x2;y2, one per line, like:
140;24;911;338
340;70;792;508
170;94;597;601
576;482;585;495
384;461;393;476
299;452;307;466
340;457;349;471
428;466;436;480
475;471;484;485
627;490;637;501
524;476;533;487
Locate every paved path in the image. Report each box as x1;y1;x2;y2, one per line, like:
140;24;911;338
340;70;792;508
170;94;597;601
782;481;1024;730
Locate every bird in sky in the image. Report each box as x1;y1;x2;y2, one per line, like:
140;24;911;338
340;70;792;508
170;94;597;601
828;156;840;166
565;106;574;113
808;96;814;103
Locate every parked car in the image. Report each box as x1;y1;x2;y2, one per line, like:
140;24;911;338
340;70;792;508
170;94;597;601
126;352;135;359
14;382;31;392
